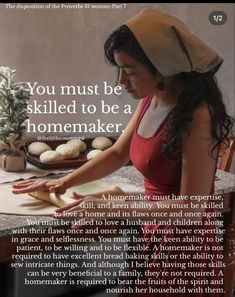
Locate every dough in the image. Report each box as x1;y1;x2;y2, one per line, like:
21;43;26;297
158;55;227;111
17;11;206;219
28;142;51;156
40;150;64;163
0;180;117;215
67;139;87;152
29;191;73;208
87;149;103;160
56;144;80;159
92;137;113;150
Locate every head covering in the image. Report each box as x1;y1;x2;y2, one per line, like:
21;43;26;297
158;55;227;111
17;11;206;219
125;9;223;76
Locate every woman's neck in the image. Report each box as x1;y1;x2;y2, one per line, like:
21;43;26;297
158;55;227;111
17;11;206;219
153;77;184;108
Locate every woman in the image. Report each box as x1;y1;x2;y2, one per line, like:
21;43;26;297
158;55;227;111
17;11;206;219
13;9;233;296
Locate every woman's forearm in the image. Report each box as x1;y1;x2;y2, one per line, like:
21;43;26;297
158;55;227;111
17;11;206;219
60;147;129;189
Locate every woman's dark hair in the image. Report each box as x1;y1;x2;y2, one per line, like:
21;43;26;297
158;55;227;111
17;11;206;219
104;25;158;79
104;25;234;160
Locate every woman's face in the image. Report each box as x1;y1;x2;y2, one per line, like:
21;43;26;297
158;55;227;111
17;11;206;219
114;52;159;99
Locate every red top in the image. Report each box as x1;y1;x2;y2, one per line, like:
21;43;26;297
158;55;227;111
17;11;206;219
126;95;224;297
130;95;181;197
130;95;215;197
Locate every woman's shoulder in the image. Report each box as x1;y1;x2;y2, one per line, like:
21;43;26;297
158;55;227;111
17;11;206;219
181;104;215;156
184;103;212;140
192;103;211;123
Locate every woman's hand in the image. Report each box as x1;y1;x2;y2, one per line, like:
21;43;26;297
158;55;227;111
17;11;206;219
12;178;67;194
54;193;124;228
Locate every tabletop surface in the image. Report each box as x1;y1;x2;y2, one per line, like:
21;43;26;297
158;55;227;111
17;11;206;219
0;166;234;236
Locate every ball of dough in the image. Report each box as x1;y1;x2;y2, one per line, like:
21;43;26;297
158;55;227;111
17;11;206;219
40;150;64;163
87;149;103;160
56;143;80;159
67;139;87;152
91;137;113;150
28;142;51;156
